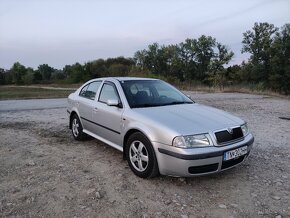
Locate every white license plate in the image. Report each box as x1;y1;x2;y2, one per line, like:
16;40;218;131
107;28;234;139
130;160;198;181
224;146;248;161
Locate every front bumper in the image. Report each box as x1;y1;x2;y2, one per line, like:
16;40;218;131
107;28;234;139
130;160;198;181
153;133;254;177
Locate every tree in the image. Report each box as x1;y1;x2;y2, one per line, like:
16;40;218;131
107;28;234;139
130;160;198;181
207;43;234;88
33;70;42;83
134;36;234;83
108;64;129;76
9;62;27;84
145;43;162;74
86;59;107;78
63;63;85;83
0;68;6;85
210;43;234;73
242;22;278;82
178;39;198;80
23;67;35;85
225;65;242;85
194;35;216;80
38;64;55;81
134;50;147;70
269;23;290;94
51;70;65;81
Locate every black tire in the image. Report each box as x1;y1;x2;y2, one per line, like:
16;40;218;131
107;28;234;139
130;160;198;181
71;114;86;140
125;132;159;178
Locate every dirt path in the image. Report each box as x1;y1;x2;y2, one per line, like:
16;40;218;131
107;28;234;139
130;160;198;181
0;93;289;218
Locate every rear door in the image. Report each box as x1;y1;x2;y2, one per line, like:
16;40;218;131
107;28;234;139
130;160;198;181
77;81;102;132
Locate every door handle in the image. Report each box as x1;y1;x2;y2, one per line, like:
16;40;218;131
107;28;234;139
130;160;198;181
93;107;98;112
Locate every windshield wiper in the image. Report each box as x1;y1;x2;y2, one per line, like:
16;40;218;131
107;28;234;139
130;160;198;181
132;101;193;108
165;101;193;106
133;103;164;108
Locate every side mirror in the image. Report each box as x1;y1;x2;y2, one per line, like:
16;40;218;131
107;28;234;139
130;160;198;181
107;99;122;108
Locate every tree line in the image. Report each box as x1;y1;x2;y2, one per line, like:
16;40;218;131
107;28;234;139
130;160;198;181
0;22;289;94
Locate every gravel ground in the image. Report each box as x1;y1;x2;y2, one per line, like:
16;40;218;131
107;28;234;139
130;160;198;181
0;92;289;218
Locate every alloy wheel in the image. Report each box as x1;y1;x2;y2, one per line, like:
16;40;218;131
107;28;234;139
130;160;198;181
72;118;79;137
129;140;149;172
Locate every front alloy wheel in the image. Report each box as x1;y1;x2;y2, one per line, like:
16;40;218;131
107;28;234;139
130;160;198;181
126;132;159;178
129;140;149;172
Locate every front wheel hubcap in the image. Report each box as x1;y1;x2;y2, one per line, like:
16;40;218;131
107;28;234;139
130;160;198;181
129;140;149;172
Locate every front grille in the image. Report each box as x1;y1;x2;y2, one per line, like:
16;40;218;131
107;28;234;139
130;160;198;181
215;127;243;144
221;156;245;169
188;163;219;174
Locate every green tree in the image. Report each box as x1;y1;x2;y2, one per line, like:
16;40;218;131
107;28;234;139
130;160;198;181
145;43;162;74
86;59;107;78
33;71;42;83
23;67;35;85
64;63;84;83
269;24;290;94
38;64;55;81
225;64;242;85
178;39;198;80
10;62;27;84
134;50;147;70
134;36;234;83
0;68;6;85
242;22;278;82
108;64;129;76
194;35;216;80
51;70;65;81
210;43;234;73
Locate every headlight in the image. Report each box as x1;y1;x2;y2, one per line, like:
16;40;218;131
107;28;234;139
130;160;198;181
172;134;213;148
241;123;249;136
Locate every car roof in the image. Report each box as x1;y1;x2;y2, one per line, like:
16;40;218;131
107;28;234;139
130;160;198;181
91;77;159;82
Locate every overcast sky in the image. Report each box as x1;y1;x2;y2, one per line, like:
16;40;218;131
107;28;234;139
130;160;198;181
0;0;289;69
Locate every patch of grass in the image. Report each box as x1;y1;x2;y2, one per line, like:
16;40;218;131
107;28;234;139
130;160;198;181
172;82;290;99
0;86;75;100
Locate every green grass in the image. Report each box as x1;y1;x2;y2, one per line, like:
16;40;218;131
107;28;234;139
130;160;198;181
0;86;76;100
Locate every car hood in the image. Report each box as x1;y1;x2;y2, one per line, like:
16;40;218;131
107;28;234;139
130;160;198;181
131;103;244;135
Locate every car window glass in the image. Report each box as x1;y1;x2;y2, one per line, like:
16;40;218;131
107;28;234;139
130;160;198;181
86;81;101;100
79;84;89;97
155;82;182;101
79;81;101;100
121;80;192;108
129;83;151;96
99;83;119;103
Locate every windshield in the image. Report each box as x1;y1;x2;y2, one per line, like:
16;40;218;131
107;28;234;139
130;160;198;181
120;80;193;108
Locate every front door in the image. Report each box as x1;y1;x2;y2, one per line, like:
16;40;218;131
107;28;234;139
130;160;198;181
92;81;124;146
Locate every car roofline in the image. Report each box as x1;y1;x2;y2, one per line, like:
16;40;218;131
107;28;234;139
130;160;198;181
86;77;158;82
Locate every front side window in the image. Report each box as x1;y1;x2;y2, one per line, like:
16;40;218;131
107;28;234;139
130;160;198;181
99;83;120;103
79;81;101;100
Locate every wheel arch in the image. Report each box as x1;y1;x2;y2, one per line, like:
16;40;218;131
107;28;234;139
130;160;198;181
123;128;150;160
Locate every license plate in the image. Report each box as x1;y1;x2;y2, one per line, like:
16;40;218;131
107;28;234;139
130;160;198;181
224;146;248;161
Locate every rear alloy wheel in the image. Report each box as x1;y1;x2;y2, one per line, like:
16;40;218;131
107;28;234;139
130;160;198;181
126;132;159;178
71;114;85;140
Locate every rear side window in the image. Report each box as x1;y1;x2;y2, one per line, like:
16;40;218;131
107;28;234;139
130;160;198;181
99;83;120;103
79;81;102;100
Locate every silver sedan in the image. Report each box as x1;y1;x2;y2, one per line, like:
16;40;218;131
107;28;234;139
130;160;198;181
67;77;254;178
